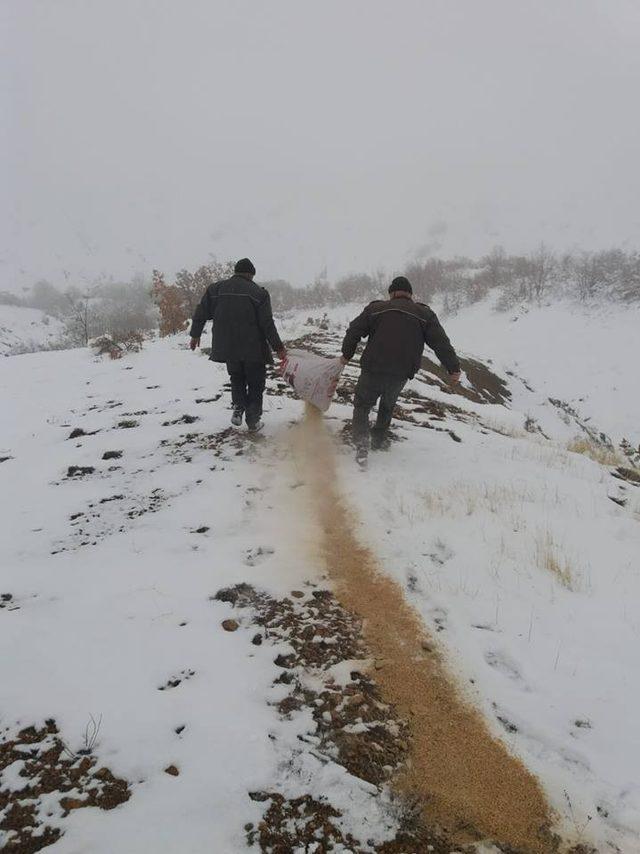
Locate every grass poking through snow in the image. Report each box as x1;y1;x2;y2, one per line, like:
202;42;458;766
567;437;622;467
534;530;579;591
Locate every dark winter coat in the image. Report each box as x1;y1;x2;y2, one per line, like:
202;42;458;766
341;296;460;379
189;274;284;364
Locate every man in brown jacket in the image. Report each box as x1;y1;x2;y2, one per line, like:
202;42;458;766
341;276;461;465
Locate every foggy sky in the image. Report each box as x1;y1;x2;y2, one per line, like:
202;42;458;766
2;0;640;291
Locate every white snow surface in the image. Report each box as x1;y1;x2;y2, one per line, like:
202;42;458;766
1;312;639;852
0;304;65;356
444;297;640;447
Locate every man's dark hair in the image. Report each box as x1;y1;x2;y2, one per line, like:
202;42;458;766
235;258;256;276
388;276;412;294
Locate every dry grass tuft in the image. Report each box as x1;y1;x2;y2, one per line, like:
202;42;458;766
567;437;622;467
421;481;536;518
535;530;577;591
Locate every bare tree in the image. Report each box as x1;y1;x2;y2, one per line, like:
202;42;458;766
529;243;556;303
63;287;98;345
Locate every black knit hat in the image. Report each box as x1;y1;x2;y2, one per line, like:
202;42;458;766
235;258;256;276
389;276;412;294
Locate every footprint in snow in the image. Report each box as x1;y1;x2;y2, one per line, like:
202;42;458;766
484;649;527;687
424;538;454;566
244;546;275;567
571;718;593;736
492;702;520;734
406;572;419;593
158;669;195;691
428;605;447;632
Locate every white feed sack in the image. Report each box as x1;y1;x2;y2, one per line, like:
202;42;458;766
282;349;344;412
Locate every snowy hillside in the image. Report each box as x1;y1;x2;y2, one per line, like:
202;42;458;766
0;304;65;356
1;315;639;853
444;298;640;449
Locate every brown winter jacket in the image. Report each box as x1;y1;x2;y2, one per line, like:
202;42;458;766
342;296;460;379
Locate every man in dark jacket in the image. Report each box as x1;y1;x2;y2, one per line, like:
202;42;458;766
189;258;286;432
341;276;461;464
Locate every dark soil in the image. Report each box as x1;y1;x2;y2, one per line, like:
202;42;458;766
0;593;19;612
101;450;123;460
612;466;640;486
159;426;259;465
67;428;100;440
158;669;195;691
246;790;464;853
421;354;511;406
162;414;200;426
66;466;95;478
0;720;130;853
214;584;460;852
195;394;222;404
548;398;613;448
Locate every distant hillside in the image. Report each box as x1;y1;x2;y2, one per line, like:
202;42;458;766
0;304;65;355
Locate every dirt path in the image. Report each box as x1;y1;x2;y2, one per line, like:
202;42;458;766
288;406;560;853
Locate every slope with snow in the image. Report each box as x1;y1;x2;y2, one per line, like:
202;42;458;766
1;314;639;852
0;304;65;356
444;298;640;449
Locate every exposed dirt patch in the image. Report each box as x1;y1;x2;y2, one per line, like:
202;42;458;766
53;488;169;554
124;488;166;519
86;401;123;412
620;439;640;468
612;466;640;486
67;427;100;440
158;669;195;691
246;791;361;851
285;327;511;411
101;450;123;460
548;398;612;448
0;720;130;853
160;426;263;465
215;584;460;851
284;333;333;356
162;414;199;426
195;394;222;404
0;593;19;612
66;465;96;478
421;354;512;407
330;370;467;445
245;790;464;853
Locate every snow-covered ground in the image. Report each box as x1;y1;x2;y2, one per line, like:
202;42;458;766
1;312;639;852
0;304;65;356
444;298;640;448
